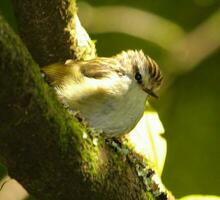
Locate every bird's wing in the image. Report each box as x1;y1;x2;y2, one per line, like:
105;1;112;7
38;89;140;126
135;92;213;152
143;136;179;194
41;63;80;86
42;58;119;86
42;59;126;110
79;57;118;79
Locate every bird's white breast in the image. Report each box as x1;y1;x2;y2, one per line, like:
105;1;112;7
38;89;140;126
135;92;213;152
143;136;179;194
57;74;147;137
84;76;147;137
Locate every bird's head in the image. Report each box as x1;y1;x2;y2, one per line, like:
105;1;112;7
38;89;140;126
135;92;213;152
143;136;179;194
115;50;163;98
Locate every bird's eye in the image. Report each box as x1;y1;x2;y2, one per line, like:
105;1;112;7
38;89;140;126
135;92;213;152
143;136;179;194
135;72;142;83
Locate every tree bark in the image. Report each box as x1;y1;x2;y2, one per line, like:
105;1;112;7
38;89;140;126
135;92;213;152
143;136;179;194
12;0;96;66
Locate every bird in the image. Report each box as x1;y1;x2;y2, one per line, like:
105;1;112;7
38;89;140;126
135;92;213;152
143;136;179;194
41;50;163;137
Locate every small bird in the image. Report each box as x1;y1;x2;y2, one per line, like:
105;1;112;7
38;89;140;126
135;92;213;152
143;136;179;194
42;50;163;137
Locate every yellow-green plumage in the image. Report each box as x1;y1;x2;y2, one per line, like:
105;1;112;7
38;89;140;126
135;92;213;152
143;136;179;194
42;62;83;85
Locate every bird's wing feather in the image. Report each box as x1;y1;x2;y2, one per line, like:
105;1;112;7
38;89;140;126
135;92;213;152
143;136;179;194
41;63;81;86
79;58;118;79
42;58;119;86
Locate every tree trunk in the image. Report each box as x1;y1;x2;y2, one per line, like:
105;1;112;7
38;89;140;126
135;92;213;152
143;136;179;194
12;0;96;66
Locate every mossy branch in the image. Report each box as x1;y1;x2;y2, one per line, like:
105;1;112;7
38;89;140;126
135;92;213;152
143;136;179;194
12;0;96;66
0;7;152;200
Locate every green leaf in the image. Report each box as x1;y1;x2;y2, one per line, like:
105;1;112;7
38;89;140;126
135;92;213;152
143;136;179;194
127;104;167;176
179;195;220;200
0;163;7;180
0;178;29;199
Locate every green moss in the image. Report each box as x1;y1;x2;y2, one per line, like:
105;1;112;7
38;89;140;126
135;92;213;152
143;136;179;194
0;15;83;199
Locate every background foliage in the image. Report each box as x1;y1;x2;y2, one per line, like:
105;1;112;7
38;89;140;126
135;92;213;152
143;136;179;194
1;0;220;199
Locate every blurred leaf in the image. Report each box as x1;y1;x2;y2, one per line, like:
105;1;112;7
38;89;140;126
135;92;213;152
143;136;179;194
0;0;17;31
0;178;29;200
0;163;7;180
158;51;220;196
127;104;167;176
179;195;220;200
0;163;29;199
24;195;36;200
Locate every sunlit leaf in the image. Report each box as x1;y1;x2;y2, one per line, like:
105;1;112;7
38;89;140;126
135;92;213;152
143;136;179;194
179;195;220;200
0;163;29;199
126;104;167;176
0;177;29;200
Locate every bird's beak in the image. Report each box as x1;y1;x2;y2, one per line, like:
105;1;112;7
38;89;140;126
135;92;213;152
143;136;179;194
143;88;159;99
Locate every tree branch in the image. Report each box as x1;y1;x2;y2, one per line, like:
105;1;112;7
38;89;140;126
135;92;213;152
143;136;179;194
0;15;151;199
12;0;96;66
